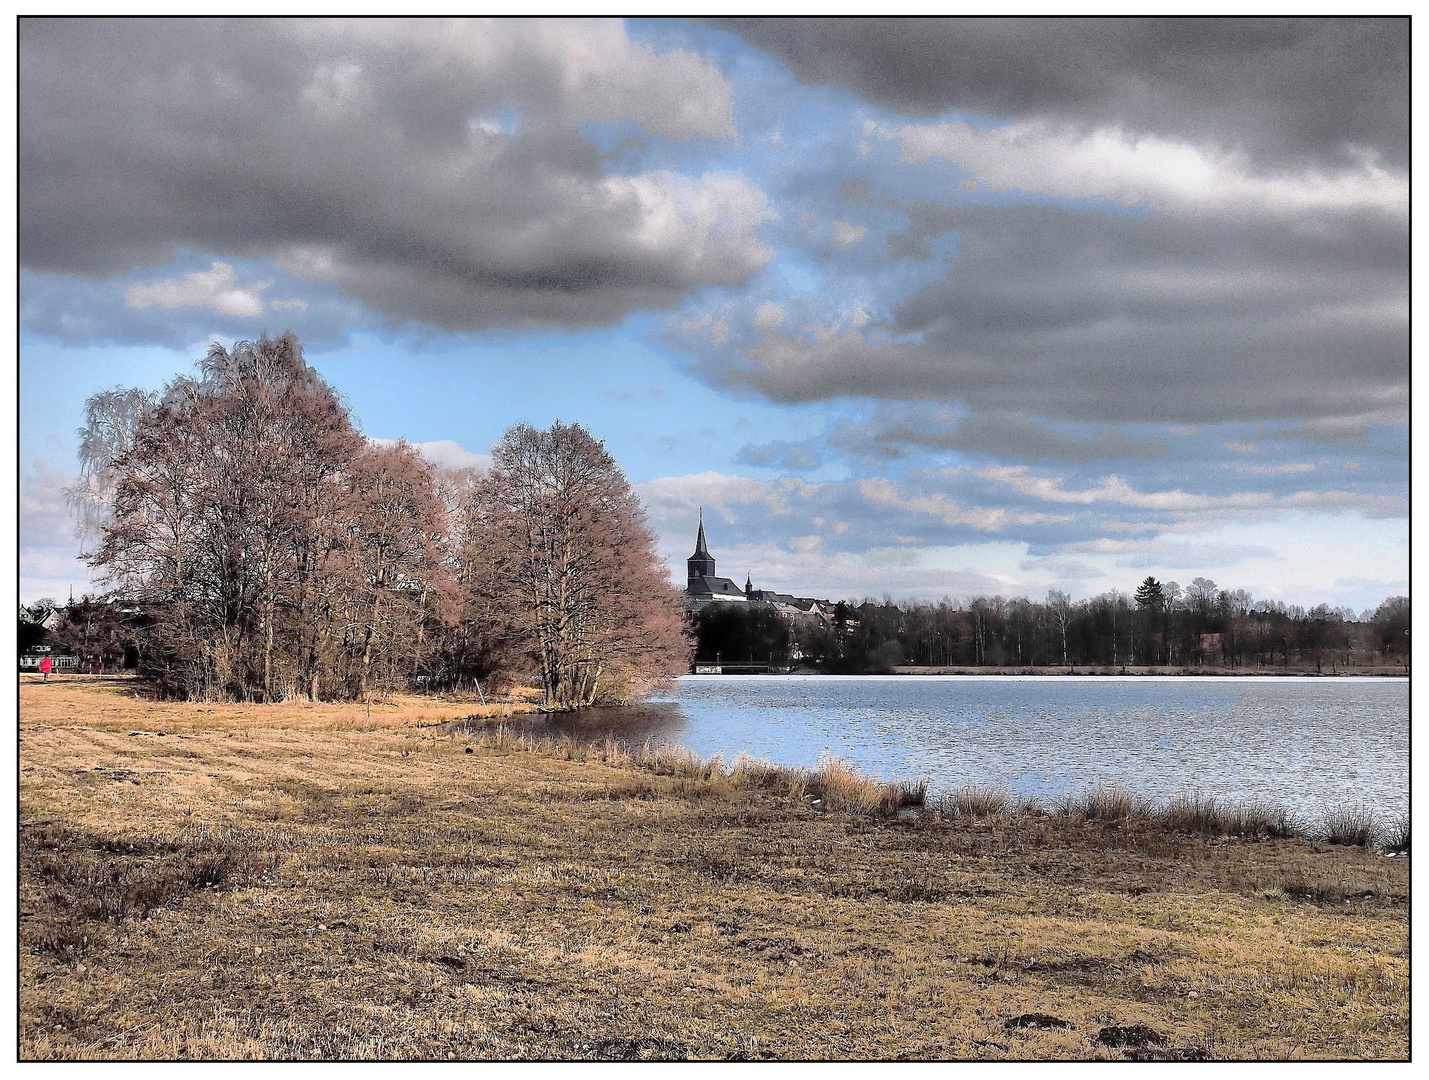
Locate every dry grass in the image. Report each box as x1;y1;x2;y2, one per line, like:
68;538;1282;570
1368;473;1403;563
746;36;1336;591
939;783;1016;818
1382;813;1409;855
1164;793;1303;840
1318;803;1378;848
18;674;1408;1061
1056;785;1159;823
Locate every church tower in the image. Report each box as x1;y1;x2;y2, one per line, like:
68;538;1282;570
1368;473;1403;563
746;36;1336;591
687;508;716;587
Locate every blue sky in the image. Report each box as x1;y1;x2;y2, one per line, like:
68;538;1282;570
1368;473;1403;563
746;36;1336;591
18;17;1408;611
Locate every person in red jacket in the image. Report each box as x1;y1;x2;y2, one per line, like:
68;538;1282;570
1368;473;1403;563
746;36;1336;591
38;655;52;682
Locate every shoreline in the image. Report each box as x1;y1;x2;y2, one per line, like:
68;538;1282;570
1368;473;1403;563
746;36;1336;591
687;666;1408;678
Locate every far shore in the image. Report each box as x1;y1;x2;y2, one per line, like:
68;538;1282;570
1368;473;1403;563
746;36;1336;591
690;665;1407;678
891;665;1407;677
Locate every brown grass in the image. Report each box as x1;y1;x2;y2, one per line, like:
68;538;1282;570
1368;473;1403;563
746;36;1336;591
940;783;1016;818
18;673;1408;1061
1057;785;1159;822
1318;803;1378;848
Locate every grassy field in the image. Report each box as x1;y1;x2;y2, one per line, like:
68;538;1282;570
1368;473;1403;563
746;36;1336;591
19;674;1408;1060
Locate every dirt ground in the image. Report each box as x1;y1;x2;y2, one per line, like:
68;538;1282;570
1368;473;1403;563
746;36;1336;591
18;674;1408;1060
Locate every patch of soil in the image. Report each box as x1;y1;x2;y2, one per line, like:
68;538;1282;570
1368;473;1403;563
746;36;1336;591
1095;1023;1168;1048
1004;1013;1072;1030
591;1036;688;1061
843;943;894;958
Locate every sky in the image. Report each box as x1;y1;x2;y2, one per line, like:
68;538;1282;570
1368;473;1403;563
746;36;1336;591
16;16;1409;613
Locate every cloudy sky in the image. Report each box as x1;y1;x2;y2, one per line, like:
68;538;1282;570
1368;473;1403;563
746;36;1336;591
18;17;1408;611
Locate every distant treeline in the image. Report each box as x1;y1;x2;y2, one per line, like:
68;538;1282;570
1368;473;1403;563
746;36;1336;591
695;581;1410;674
54;335;689;707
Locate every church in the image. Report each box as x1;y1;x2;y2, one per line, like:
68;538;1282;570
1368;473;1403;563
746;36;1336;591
685;511;836;622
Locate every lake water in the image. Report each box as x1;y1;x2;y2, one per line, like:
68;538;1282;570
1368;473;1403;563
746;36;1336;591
539;675;1408;820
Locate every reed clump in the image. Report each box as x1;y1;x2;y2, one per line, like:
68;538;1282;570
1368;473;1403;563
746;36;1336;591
1056;785;1158;823
939;783;1015;818
801;756;927;816
1163;793;1302;840
1383;812;1409;854
1318;803;1377;848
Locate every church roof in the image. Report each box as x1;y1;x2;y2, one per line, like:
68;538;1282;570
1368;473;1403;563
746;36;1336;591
689;507;712;561
688;574;747;599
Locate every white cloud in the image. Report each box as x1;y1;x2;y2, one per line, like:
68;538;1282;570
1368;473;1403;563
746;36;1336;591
607;170;775;269
637;471;817;522
882;118;1407;215
369;437;491;473
830;220;867;246
752;301;787;332
977;465;1404;519
858;477;1073;531
1229;462;1317;475
125;262;303;318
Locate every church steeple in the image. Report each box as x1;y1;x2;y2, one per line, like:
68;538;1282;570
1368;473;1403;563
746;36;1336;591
687;508;716;585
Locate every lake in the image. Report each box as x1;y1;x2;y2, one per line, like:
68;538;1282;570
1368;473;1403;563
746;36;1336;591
539;675;1408;821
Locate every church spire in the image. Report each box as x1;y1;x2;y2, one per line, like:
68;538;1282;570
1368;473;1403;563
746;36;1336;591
687;508;716;585
692;507;711;559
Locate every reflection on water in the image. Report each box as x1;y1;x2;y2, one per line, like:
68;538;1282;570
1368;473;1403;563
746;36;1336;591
497;675;1408;819
452;701;690;749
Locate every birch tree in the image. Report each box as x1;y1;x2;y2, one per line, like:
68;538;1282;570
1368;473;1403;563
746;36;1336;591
475;421;691;708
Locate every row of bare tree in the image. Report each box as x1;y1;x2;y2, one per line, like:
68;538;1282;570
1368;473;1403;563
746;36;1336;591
69;335;690;706
693;580;1409;674
775;587;1408;673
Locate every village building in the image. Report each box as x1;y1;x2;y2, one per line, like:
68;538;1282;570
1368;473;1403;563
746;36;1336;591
684;511;835;622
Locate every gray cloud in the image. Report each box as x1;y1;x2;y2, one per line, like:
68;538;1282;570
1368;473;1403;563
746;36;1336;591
737;441;822;470
868;410;1167;462
710;18;1407;170
20;18;770;331
715;202;1405;428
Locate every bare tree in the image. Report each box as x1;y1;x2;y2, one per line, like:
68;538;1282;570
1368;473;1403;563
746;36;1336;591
339;440;451;703
85;335;447;701
475;421;691;708
65;386;158;545
1046;588;1072;668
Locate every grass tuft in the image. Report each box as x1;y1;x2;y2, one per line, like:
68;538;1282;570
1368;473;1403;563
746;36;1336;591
943;783;1015;818
1381;812;1409;854
1164;793;1303;840
1057;785;1157;823
803;756;926;817
1319;803;1377;847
